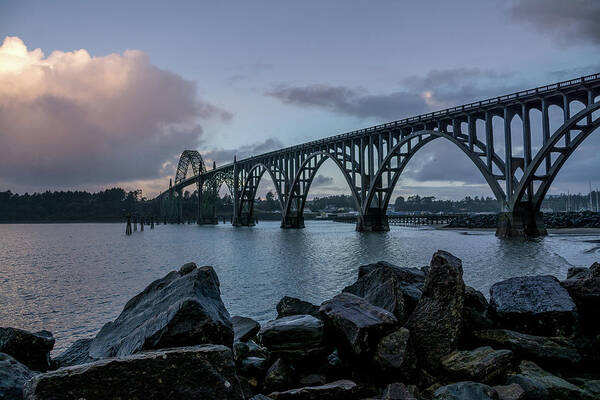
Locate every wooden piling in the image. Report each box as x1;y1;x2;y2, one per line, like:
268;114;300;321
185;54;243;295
126;215;132;235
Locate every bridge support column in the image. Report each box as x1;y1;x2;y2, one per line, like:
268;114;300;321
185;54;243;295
496;204;547;238
356;208;389;232
233;213;256;227
281;213;305;229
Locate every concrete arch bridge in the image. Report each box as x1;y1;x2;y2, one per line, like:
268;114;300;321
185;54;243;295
156;73;600;237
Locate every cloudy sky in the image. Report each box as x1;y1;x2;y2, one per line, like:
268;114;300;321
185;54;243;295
1;0;599;200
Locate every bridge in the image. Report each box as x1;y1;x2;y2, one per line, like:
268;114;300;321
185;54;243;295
156;73;600;237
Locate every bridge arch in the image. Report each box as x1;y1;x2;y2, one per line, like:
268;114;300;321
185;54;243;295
175;150;206;185
237;163;288;222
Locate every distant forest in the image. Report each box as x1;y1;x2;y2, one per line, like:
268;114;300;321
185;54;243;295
0;188;598;221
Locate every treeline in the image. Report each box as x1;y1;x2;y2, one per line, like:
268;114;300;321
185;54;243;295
393;195;500;213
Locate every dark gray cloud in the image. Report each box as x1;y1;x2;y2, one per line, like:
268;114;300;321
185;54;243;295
202;138;284;165
311;174;334;187
507;0;600;45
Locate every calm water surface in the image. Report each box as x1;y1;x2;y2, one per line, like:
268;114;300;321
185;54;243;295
1;221;599;354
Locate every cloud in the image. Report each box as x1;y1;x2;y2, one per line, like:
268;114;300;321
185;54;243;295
267;68;517;121
311;174;334;187
202;138;284;165
507;0;600;45
0;36;231;192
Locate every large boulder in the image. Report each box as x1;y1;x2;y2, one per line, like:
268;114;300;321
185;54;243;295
53;338;94;368
0;328;54;371
23;345;245;400
319;293;397;357
373;327;417;380
277;297;320;319
259;315;326;361
561;262;600;334
232;316;260;342
507;360;595;400
440;346;513;384
489;275;577;336
433;381;498;400
268;379;360;399
473;329;581;367
342;261;425;323
406;250;465;370
0;353;34;400
59;264;233;365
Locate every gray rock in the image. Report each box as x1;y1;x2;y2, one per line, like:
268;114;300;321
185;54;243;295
463;286;494;333
492;384;525;400
507;360;595;400
373;327;416;380
86;265;233;360
233;340;269;364
260;315;326;360
239;356;269;377
0;328;54;371
381;382;418;400
264;358;295;393
298;374;326;387
268;379;359;399
232;315;260;342
489;275;577;336
406;250;465;370
561;262;600;335
250;396;274;400
277;297;320;319
472;329;581;367
567;267;590;280
433;381;498;400
342;261;425;323
440;346;513;384
23;345;245;400
0;353;34;400
53;338;93;368
319;293;398;357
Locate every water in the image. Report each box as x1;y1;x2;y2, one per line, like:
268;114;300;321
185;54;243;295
1;221;599;355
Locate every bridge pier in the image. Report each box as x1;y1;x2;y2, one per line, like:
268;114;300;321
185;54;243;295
356;209;389;232
281;214;305;229
233;213;256;227
496;204;547;238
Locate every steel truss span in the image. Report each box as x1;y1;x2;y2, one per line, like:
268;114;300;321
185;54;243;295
157;73;600;237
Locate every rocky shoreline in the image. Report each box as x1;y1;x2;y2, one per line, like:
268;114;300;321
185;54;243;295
1;252;599;399
447;211;600;229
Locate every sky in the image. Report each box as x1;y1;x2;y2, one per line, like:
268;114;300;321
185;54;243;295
1;0;599;200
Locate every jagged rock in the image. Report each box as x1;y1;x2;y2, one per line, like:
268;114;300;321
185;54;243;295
23;345;245;400
489;275;577;336
319;293;397;357
567;267;590;280
507;360;595;400
277;297;320;319
260;315;326;360
433;381;498;400
381;382;418;400
232;316;261;342
473;329;581;367
561;262;600;334
239;356;269;377
406;250;465;370
0;353;34;400
53;338;93;368
342;261;425;323
440;346;513;384
264;358;295;393
83;265;233;362
268;379;360;399
463;287;494;333
373;327;416;380
492;384;525;400
0;327;54;371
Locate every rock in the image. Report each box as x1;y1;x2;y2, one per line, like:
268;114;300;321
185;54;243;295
492;384;525;400
23;345;245;400
489;275;577;336
580;380;600;396
342;261;425;323
373;327;416;380
561;262;600;334
298;374;326;387
567;267;590;280
473;329;581;367
239;356;269;377
264;358;295;392
381;382;418;400
260;315;326;360
507;360;595;400
250;396;274;400
179;261;197;275
440;346;513;384
0;327;54;371
87;265;233;360
406;250;465;370
268;379;359;399
232;316;261;342
319;293;398;357
277;297;320;319
433;381;498;400
0;353;34;400
463;286;494;333
53;338;94;368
